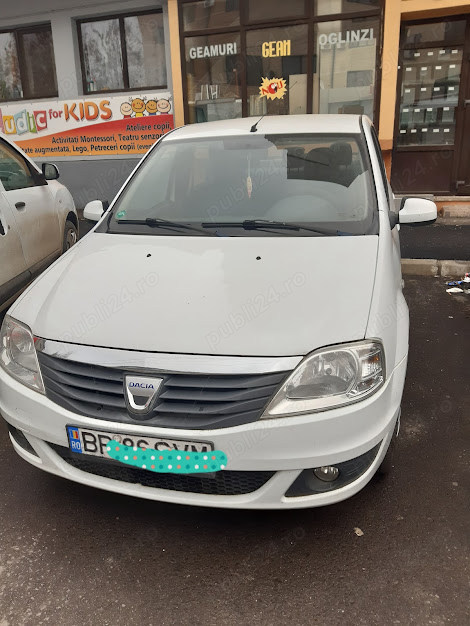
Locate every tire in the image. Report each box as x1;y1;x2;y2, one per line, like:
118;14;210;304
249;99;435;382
377;415;400;476
63;220;78;252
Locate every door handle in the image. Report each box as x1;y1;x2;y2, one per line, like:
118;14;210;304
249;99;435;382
15;201;25;209
465;100;470;106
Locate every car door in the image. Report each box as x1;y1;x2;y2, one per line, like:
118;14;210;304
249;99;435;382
0;192;29;307
0;138;61;271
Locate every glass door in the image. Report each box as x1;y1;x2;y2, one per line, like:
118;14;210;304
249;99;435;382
391;17;468;194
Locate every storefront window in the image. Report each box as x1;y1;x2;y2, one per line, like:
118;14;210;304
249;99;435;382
315;0;380;16
246;25;308;116
0;26;57;101
79;11;167;94
185;33;242;123
247;0;306;23
397;47;462;146
180;0;382;123
314;17;379;118
182;0;240;31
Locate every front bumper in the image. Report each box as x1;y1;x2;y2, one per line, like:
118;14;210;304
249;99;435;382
0;356;407;509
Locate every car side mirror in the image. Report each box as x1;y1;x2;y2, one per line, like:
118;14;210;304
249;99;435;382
83;200;106;222
42;162;60;180
399;197;437;226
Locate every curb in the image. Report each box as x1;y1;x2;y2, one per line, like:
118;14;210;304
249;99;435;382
435;198;470;219
401;259;469;277
440;207;470;219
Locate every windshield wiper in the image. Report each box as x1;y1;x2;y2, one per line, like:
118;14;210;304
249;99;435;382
114;217;214;236
202;219;346;236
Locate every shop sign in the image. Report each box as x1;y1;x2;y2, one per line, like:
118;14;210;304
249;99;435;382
0;92;174;158
318;28;375;47
262;40;291;58
259;77;287;100
188;43;238;59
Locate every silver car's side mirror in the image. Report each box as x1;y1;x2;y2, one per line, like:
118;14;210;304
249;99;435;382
399;197;437;226
83;200;105;222
42;162;60;180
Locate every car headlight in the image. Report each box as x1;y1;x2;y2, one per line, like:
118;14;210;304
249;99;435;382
263;340;384;418
0;316;44;393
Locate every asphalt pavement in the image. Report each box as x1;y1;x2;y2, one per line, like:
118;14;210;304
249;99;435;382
0;277;468;625
400;222;470;260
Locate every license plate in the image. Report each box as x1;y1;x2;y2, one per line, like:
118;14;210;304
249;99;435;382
66;426;213;459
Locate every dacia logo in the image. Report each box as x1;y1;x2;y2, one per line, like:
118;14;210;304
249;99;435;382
124;375;163;418
129;382;155;389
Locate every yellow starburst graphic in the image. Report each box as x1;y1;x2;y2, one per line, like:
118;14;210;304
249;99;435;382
259;77;287;100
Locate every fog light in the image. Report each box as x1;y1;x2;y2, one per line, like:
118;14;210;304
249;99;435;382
286;444;381;497
313;466;340;482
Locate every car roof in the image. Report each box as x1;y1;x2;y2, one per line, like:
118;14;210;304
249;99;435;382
164;114;366;142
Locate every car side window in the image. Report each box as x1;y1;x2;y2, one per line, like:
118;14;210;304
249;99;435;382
0;141;36;192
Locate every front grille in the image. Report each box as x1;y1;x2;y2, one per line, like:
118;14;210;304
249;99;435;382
37;352;288;429
49;443;274;496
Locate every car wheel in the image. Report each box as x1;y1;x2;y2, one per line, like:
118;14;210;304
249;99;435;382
377;415;400;476
63;220;78;252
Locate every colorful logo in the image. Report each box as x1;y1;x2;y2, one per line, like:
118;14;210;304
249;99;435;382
0;108;48;135
120;96;172;118
259;77;287;100
0;99;112;136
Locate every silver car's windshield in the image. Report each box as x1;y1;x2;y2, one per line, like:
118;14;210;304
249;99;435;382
104;133;378;237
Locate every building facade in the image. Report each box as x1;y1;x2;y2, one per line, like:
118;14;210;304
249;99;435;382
1;0;469;205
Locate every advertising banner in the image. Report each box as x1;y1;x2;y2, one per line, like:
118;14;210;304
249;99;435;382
0;92;174;158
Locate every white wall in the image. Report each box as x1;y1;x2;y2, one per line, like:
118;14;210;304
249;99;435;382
0;0;162;25
0;0;171;100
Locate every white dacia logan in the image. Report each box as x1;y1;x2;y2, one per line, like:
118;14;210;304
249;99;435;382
0;116;437;509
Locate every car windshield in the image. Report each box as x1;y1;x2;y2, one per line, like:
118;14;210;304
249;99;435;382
103;133;378;237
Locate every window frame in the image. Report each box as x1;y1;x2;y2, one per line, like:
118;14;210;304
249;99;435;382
178;0;384;125
77;8;168;96
0;23;58;102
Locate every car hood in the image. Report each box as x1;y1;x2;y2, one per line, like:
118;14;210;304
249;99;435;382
11;233;378;357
